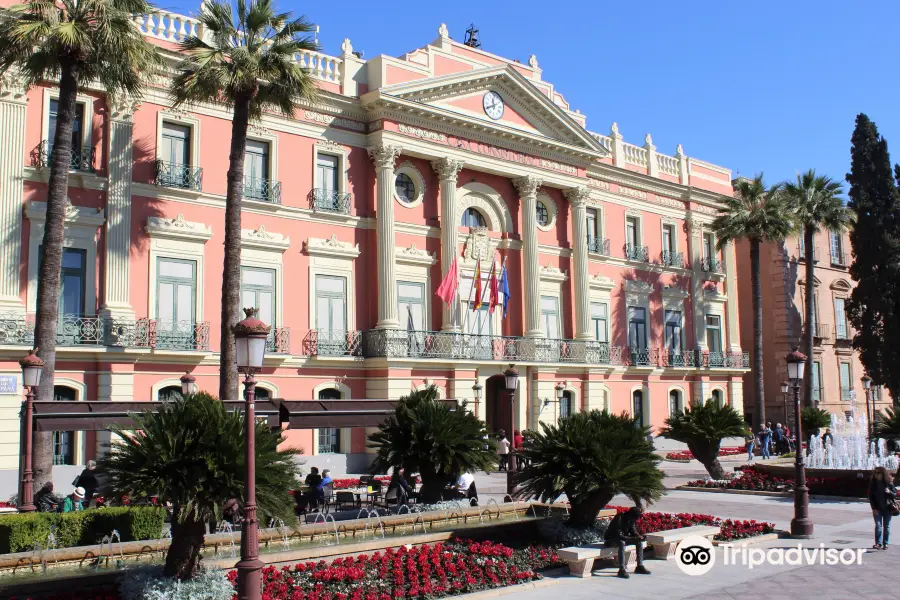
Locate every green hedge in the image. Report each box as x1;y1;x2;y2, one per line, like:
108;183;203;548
0;506;166;554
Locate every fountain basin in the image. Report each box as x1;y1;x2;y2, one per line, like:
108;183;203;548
749;462;891;480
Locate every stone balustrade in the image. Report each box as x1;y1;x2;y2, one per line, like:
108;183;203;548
134;10;202;43
622;142;648;167
293;49;343;84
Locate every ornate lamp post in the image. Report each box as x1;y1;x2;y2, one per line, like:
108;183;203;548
786;348;813;539
180;371;197;397
472;380;482;408
781;380;790;427
503;365;519;496
18;349;43;513
232;308;270;600
555;381;565;413
862;376;873;440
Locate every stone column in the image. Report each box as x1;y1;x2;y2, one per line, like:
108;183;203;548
432;158;464;332
369;145;402;330
100;96;139;320
0;73;28;314
513;175;543;338
724;240;741;351
687;218;706;350
644;134;658;177
566;187;593;340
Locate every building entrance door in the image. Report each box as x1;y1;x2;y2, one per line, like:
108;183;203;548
485;375;511;435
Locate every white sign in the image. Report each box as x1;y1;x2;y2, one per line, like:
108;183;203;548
0;376;18;394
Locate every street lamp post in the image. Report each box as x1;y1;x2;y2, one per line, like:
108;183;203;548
232;308;270;600
18;350;43;513
180;371;198;397
555;381;565;416
786;348;813;539
781;381;790;427
472;380;483;409
862;376;873;441
503;365;519;496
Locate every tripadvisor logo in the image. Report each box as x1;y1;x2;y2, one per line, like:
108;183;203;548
675;536;715;576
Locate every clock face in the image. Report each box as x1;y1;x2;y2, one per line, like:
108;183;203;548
483;91;504;120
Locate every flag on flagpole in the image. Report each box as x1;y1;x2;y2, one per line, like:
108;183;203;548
489;262;500;313
498;264;510;318
436;257;459;306
473;259;483;310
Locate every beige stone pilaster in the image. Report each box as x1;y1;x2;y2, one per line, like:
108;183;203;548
369;145;402;329
100;96;139;320
513;175;544;338
687;218;706;351
724;241;741;351
644;134;658;177
676;145;689;185
566;187;592;340
432;158;465;331
0;73;28;314
610;122;625;169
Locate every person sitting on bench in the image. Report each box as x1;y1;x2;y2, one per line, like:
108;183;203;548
604;505;651;579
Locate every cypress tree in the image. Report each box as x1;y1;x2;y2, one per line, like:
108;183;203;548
845;113;900;403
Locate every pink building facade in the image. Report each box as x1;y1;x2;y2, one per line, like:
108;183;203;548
0;8;747;477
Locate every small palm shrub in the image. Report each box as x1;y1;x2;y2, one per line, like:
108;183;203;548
516;410;664;528
100;392;299;580
875;407;900;441
801;407;832;438
660;400;750;481
368;387;496;504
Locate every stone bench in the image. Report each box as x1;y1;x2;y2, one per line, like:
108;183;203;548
645;525;721;560
557;542;640;578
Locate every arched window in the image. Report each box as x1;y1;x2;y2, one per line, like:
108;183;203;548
461;207;486;228
712;389;724;408
254;387;271;401
395;173;416;204
632;390;644;428
52;386;77;466
559;391;574;419
157;385;182;402
536;201;550;226
669;390;681;417
317;388;341;453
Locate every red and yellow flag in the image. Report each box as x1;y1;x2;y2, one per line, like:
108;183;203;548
473;259;483;310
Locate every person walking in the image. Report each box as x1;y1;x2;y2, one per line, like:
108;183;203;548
744;432;756;462
73;460;100;506
758;424;772;460
513;430;525;472
870;466;896;550
773;423;784;455
497;430;511;472
604;506;651;578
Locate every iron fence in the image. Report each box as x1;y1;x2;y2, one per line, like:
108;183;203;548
309;188;352;214
244;177;282;203
155;160;203;190
34;140;95;172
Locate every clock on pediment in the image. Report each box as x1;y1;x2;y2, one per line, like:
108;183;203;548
482;91;504;120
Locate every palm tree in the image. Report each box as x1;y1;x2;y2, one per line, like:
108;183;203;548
783;170;855;407
659;400;750;480
170;0;319;401
0;0;160;483
516;410;664;528
368;387;497;504
712;175;793;428
875;407;900;442
100;392;298;580
800;406;831;440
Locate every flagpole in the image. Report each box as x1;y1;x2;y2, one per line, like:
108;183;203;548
461;261;478;334
475;259;496;335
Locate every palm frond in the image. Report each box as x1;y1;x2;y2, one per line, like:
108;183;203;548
712;174;795;249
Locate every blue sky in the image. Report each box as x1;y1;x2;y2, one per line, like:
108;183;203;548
163;0;900;186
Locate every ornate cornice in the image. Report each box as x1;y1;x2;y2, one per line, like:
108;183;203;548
431;157;465;182
624;279;654;295
589;274;615;291
241;225;290;251
110;93;141;123
539;263;568;282
145;214;212;242
395;243;437;266
25;200;105;227
513;175;543;197
0;70;28;104
305;234;360;259
368;145;401;169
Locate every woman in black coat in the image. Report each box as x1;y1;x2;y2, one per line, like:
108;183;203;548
869;466;896;549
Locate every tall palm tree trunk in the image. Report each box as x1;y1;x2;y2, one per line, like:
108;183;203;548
218;94;252;401
804;226;815;408
750;239;765;427
33;64;79;484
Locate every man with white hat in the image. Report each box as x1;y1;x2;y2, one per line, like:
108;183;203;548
62;486;85;513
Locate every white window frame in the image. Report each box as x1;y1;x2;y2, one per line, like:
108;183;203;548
393;161;426;208
833;296;848;340
630;384;650;427
539;265;568;339
540;295;561;339
41;89;94;162
660;220;678;253
307;237;359;335
156;111;201;167
395;244;434;331
710;386;727;407
246;130;279;183
25;201;105;314
241;226;290;328
146;215;212;323
586;205;605;243
313;140;349;198
624;279;652;352
311;382;353;456
590;301;609;343
625;213;643;248
667;386;685;417
535;192;557;232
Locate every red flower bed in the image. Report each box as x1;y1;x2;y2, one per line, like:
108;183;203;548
610;506;775;542
665;446;745;461
686;465;868;498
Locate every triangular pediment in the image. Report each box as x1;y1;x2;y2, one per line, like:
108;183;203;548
373;65;607;154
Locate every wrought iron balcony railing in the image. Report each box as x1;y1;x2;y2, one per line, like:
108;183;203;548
661;349;697;368
0;314;209;351
34;140;95;172
266;327;291;354
797;246;819;263
302;329;363;357
587;236;611;256
624;244;649;262
804;323;832;345
244;177;282;204
155;160;203;191
700;257;724;273
309;188;352;214
831;252;848;267
698;350;750;368
661;250;684;268
626;346;655;367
